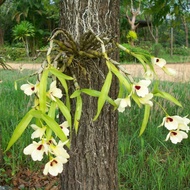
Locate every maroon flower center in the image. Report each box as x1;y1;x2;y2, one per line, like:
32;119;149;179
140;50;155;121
50;159;58;166
37;144;43;150
31;86;35;91
166;117;173;123
171;131;177;136
47;140;53;145
135;85;141;90
156;58;160;62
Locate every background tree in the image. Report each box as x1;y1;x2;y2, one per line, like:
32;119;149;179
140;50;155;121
59;0;119;189
12;21;35;57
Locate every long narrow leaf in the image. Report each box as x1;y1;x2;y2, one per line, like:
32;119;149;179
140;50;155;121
153;89;182;107
41;113;69;147
48;101;57;119
93;71;112;120
74;95;82;133
139;105;151;136
5;109;35;152
81;89;117;107
50;67;72;110
39;69;49;113
109;62;131;92
55;98;72;127
49;67;73;80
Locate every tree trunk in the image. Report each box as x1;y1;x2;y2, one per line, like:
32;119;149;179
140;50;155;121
59;0;120;189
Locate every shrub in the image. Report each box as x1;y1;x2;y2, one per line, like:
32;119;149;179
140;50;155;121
0;46;26;61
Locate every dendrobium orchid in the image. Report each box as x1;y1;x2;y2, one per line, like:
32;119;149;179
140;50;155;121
23;140;48;161
60;121;70;137
47;81;63;101
43;156;68;176
162;67;176;76
133;79;151;97
165;130;188;144
144;69;154;80
161;115;190;144
151;57;166;68
31;124;46;139
139;93;153;106
161;115;190;131
21;82;38;96
49;140;70;158
151;57;176;76
114;97;131;112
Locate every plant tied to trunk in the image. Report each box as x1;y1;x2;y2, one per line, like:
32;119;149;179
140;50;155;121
5;29;190;176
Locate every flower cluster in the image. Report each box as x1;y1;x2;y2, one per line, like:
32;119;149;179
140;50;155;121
21;80;62;101
151;57;176;76
23;122;70;176
21;80;70;176
114;79;153;113
160;115;190;144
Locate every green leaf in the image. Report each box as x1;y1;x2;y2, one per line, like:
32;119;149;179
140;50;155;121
81;89;117;107
48;101;57;119
39;69;49;113
153;89;182;107
41;113;70;147
131;93;142;108
49;67;73;80
93;71;112;120
55;98;72;127
133;54;147;71
117;81;125;98
70;90;81;98
5;109;35;152
109;62;131;92
58;74;71;110
74;95;82;133
49;67;73;110
139;105;151;136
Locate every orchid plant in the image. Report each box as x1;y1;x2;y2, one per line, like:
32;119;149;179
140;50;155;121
5;29;190;176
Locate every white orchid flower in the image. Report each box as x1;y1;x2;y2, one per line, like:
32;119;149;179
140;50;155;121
165;130;188;144
43;156;68;176
60;121;70;137
23;140;48;161
144;69;154;80
139;93;153;106
48;81;63;101
114;97;131;113
151;57;166;68
161;115;190;131
31;124;46;139
21;82;38;96
133;79;151;97
162;67;176;76
49;140;70;158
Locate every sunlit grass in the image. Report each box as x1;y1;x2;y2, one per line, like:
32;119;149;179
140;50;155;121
118;80;190;189
0;69;37;173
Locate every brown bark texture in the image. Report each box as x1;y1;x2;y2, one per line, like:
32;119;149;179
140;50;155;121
59;0;120;190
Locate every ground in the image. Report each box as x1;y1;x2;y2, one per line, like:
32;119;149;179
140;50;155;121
6;62;190;82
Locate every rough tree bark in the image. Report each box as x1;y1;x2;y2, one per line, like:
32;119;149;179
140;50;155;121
59;0;120;189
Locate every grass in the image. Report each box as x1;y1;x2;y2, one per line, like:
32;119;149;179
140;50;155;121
118;80;190;189
0;69;37;175
1;69;190;189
